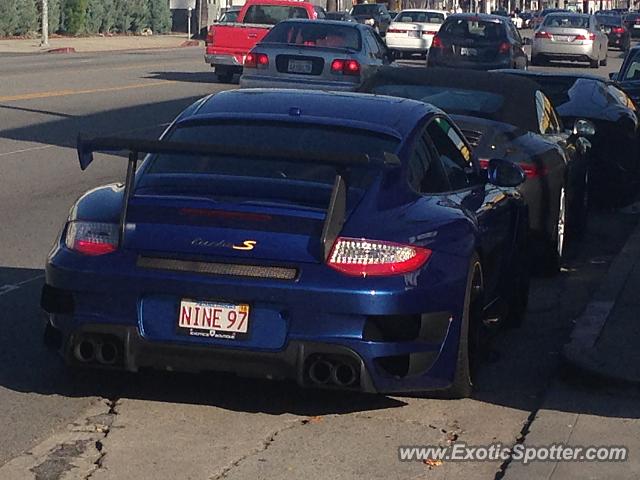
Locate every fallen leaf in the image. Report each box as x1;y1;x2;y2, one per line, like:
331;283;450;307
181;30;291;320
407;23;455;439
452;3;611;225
423;459;443;468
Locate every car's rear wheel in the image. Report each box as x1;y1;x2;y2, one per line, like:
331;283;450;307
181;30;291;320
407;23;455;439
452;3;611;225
443;255;483;399
589;57;599;68
530;55;543;66
504;213;530;328
600;52;608;66
216;68;234;83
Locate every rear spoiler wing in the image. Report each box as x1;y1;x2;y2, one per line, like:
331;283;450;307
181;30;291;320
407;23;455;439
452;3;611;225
76;135;401;260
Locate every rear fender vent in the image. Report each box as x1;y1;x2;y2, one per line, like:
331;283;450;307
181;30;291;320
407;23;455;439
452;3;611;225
137;256;298;281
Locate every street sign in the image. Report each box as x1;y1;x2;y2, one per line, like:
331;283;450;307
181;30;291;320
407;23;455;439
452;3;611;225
170;0;196;9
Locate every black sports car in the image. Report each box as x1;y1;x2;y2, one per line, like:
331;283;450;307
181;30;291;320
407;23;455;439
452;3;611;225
360;67;591;273
500;70;640;207
596;14;631;51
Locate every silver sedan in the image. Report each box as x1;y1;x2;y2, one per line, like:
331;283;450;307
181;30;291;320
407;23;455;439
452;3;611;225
240;20;393;91
531;13;608;68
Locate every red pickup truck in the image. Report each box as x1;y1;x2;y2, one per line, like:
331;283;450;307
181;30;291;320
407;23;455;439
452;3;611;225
205;0;324;82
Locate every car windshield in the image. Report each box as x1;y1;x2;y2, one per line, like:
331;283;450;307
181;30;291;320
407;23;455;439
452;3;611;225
352;4;382;15
529;76;579;107
221;10;239;22
543;15;589;27
441;18;506;40
395;11;445;23
243;5;309;24
371;84;505;117
263;22;361;50
325;12;346;20
146;121;399;187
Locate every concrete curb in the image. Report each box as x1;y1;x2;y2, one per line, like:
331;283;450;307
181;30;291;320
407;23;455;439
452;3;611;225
562;209;640;384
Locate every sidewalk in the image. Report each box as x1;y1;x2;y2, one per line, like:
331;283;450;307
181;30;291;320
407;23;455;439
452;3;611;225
0;34;201;55
563;202;640;383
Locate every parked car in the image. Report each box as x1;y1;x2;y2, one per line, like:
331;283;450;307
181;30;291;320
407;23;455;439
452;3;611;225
350;3;392;36
240;20;392;91
204;0;324;83
623;12;640;37
427;14;528;70
385;9;447;58
611;45;640;107
325;11;357;22
531;13;608;68
499;70;640;207
360;67;592;272
596;14;631;50
217;7;241;23
42;89;530;398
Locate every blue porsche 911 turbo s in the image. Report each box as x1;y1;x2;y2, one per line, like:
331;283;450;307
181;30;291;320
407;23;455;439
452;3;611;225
41;89;529;397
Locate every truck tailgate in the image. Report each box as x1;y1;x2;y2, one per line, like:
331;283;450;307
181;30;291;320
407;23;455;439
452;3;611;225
206;23;272;61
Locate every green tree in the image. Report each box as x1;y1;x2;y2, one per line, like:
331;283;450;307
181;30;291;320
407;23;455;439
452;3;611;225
128;0;150;33
63;0;88;34
85;0;105;33
48;0;62;33
0;0;19;37
15;0;38;35
148;0;171;33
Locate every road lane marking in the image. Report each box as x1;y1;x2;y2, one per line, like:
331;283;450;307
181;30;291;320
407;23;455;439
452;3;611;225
0;80;177;103
0;144;54;157
0;274;44;297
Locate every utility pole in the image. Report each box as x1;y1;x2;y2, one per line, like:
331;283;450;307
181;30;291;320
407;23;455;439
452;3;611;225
41;0;49;47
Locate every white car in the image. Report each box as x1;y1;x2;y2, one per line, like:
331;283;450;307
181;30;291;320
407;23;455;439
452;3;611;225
385;9;448;57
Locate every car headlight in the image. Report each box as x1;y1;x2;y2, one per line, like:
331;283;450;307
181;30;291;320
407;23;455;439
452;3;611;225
574;119;596;137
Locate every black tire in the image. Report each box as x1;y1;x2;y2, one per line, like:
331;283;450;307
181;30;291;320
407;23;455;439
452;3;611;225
568;170;589;242
530;55;542;66
443;255;483;399
504;213;530;328
600;54;607;66
216;69;234;83
589;58;599;68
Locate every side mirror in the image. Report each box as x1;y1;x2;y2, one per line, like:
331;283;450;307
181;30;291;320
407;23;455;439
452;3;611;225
486;158;526;187
573;118;596;137
609;72;618;80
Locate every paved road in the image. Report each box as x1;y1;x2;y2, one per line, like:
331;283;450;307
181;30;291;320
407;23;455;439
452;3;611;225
0;44;638;479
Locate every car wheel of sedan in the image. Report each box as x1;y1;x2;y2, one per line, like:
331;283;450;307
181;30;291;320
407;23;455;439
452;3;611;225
443;255;484;399
216;69;234;83
600;54;607;66
530;55;543;66
589;57;599;68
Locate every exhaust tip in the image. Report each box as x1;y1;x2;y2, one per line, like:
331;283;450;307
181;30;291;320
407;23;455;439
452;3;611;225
74;338;96;363
332;363;357;387
308;360;333;385
96;342;118;365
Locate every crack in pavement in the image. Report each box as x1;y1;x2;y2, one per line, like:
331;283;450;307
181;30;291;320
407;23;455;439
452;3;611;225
209;420;308;480
85;398;119;480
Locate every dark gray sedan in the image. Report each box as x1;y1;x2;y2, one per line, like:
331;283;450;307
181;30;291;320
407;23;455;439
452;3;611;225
239;20;393;91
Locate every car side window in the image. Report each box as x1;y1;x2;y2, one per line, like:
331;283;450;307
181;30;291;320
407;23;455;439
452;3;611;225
623;52;640;80
372;31;388;58
314;6;326;19
407;131;450;194
364;31;381;57
425;117;474;191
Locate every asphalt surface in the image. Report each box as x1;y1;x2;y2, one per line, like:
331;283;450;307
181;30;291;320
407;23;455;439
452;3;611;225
0;41;638;479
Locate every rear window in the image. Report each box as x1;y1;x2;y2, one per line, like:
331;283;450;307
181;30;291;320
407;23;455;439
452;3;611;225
441;18;506;40
352;4;384;15
395;11;445;24
243;5;309;25
597;15;622;25
147;121;399;186
371;84;504;116
263;22;361;50
543;15;589;28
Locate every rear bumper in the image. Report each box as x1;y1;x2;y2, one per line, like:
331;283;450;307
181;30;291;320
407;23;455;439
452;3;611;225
42;246;469;394
532;41;596;60
239;74;359;92
386;36;430;51
204;53;243;67
427;56;512;71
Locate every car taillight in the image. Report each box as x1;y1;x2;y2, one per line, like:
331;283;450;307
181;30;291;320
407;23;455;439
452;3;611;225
387;28;404;33
65;221;119;256
575;33;596;41
327;237;432;277
613;27;625;34
498;41;511;53
535;31;551;39
330;59;360;75
244;52;268;68
422;30;438;36
431;34;443;48
478;158;490;169
519;163;548;178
